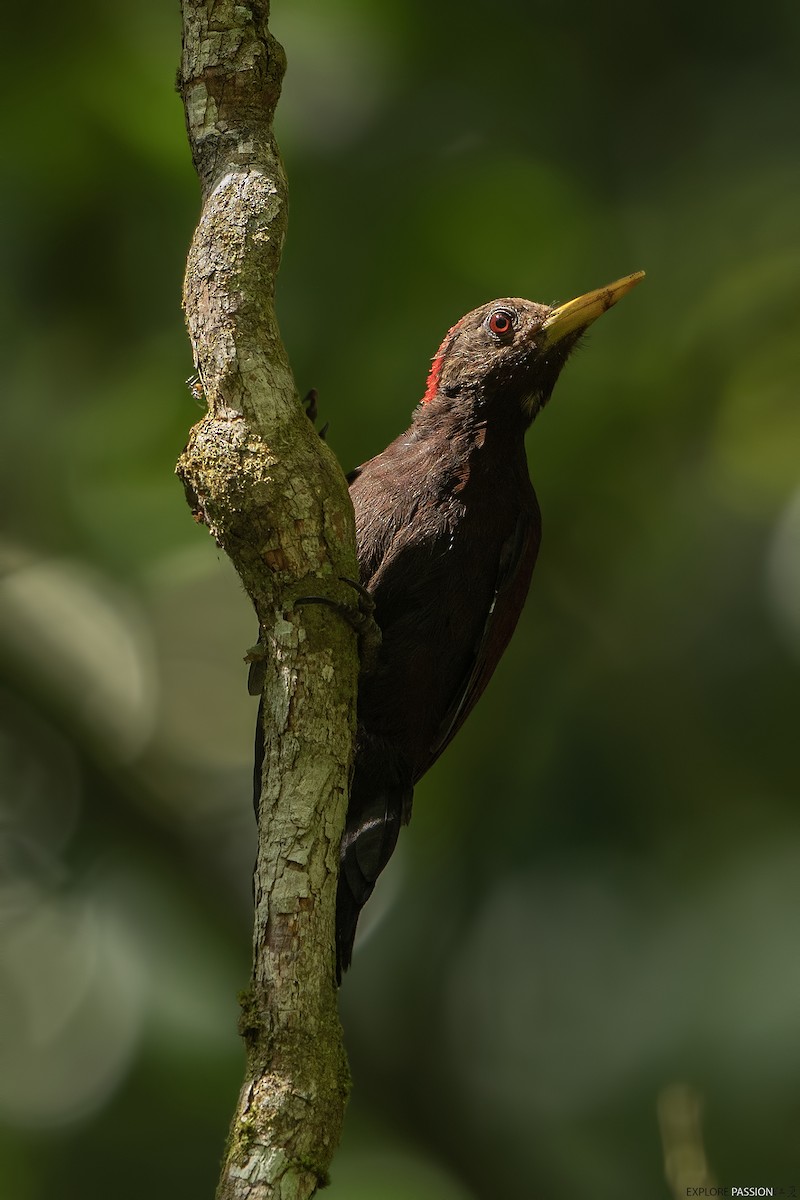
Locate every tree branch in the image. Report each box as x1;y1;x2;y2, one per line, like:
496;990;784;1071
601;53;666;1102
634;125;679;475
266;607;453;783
177;3;357;1196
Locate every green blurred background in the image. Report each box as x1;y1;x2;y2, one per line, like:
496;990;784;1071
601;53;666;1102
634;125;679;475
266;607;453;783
2;1;799;1196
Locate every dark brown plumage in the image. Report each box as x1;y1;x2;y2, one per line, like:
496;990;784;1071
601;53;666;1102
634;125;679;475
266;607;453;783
335;272;644;977
254;272;644;980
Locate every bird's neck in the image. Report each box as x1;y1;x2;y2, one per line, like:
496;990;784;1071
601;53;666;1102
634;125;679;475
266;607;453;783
410;392;531;485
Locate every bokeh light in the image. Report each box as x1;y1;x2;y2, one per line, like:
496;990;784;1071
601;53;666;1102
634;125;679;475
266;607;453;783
1;0;798;1196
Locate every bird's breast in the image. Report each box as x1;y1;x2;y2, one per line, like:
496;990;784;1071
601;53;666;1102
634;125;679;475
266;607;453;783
353;459;540;781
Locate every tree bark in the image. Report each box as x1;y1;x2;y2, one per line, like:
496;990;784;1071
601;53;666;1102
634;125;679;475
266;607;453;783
177;3;357;1196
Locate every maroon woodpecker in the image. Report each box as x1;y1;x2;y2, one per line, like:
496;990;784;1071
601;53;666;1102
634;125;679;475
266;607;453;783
256;271;644;980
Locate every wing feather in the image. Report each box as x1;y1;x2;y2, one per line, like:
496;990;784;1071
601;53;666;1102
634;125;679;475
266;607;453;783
425;509;539;772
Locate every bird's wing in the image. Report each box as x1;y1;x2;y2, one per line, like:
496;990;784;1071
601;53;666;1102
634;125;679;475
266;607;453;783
424;507;540;774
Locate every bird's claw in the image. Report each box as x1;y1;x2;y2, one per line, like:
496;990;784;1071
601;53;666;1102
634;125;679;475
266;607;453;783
304;388;329;440
245;641;268;696
294;576;381;674
245;578;378;695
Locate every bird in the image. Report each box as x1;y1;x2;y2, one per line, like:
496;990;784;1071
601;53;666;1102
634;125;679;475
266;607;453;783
255;271;644;980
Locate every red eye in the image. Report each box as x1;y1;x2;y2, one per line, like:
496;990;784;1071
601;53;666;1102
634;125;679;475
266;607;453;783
487;309;514;336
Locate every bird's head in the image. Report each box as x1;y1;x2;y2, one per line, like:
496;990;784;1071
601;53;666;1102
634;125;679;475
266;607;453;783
420;272;645;428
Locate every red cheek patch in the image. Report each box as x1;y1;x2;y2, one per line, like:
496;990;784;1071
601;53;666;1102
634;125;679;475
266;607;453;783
422;354;445;405
421;318;465;404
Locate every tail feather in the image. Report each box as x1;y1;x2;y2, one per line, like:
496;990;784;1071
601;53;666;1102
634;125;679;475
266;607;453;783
254;693;412;982
252;696;265;818
335;738;414;980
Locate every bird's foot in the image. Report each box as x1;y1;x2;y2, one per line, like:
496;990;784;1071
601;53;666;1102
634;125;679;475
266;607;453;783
245;579;379;693
245;638;268;696
303;388;329;440
294;576;381;674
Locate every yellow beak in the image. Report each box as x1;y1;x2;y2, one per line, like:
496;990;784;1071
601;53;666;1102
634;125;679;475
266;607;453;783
539;271;645;348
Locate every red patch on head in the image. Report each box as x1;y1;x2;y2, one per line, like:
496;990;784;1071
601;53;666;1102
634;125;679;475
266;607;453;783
421;318;464;404
422;354;445;405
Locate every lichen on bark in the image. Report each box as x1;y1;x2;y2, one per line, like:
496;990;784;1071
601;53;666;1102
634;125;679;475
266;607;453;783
177;3;357;1197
